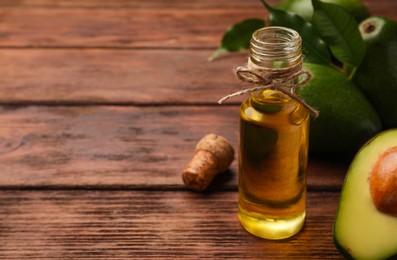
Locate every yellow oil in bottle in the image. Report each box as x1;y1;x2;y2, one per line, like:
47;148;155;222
238;89;309;240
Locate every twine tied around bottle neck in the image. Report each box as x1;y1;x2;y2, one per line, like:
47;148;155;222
218;60;319;118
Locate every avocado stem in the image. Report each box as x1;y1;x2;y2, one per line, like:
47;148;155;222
363;22;376;34
342;65;357;80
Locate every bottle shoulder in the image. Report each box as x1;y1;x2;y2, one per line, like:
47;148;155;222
240;93;309;127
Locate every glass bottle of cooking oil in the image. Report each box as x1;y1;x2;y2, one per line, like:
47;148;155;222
238;27;310;240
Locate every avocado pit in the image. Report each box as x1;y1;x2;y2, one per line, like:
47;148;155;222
369;147;397;216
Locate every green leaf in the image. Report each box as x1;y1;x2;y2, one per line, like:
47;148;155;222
260;0;332;65
208;18;265;61
311;0;365;67
275;0;370;23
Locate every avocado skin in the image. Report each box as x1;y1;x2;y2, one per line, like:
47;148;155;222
298;63;382;156
354;17;397;129
333;237;355;259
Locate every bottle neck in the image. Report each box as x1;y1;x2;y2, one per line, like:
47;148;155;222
248;27;303;104
249;26;302;70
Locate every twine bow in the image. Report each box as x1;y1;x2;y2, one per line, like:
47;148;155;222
218;62;319;118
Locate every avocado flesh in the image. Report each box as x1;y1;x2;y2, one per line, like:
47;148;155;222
334;129;397;260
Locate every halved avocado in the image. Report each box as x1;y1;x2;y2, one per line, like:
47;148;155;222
333;129;397;259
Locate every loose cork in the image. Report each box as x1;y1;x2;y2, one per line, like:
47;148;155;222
182;134;235;191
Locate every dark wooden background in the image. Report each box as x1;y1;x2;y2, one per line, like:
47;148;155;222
0;0;395;259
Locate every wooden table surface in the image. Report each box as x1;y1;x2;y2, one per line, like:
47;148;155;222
0;0;395;259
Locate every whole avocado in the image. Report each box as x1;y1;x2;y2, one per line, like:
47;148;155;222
298;63;382;156
353;16;397;129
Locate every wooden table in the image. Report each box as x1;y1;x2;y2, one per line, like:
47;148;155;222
0;0;395;259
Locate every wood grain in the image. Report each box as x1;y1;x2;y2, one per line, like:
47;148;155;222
0;190;343;259
0;0;265;8
0;0;395;12
0;105;347;190
0;49;246;105
0;8;264;48
0;1;395;49
0;1;392;259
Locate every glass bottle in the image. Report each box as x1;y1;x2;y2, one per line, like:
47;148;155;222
238;26;310;240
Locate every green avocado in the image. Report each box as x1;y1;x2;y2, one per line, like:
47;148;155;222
297;63;382;156
276;0;370;22
333;129;397;260
353;16;397;129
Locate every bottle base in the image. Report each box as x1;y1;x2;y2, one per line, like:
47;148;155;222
238;207;305;240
